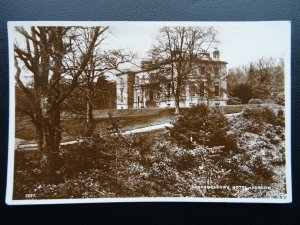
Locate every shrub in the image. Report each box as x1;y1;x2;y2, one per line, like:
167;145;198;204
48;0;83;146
226;96;242;105
13;105;286;199
231;83;253;104
275;95;285;106
263;99;274;104
242;106;284;127
248;98;263;104
169;104;230;149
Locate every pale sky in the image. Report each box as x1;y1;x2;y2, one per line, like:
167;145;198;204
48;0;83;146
10;21;290;80
100;21;290;69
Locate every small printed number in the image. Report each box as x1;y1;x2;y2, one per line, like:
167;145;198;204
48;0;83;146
25;193;36;198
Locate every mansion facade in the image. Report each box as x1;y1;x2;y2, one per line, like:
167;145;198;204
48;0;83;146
116;50;228;109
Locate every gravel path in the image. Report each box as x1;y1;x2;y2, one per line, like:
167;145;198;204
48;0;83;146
122;123;173;135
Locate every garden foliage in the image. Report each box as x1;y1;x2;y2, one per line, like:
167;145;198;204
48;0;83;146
14;105;286;199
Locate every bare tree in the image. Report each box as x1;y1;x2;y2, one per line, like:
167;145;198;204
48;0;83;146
247;57;284;100
148;26;217;114
84;51;135;135
226;66;248;94
65;28;136;135
14;26;105;175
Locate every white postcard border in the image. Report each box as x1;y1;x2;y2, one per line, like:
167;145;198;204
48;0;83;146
6;21;292;205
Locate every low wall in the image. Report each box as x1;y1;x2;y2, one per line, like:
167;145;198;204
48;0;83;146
93;103;282;118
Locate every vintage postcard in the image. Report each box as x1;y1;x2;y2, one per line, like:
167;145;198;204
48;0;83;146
6;21;291;204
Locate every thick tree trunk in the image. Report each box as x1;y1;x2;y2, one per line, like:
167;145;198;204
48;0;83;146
175;104;180;115
86;100;94;136
15;26;103;183
36;97;62;182
38;27;64;181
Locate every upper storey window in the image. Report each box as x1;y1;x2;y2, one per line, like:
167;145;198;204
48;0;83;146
214;68;220;77
200;67;206;75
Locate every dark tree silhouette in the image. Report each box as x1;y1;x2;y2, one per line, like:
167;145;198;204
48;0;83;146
14;26;105;176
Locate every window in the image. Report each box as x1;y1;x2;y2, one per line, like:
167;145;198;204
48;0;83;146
149;90;154;101
192;70;197;76
214;68;220;77
120;88;124;102
207;73;211;86
213;50;219;59
200;67;206;75
136;76;139;84
200;81;205;97
190;83;196;96
214;84;220;97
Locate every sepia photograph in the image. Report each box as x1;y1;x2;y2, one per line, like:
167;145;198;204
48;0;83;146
6;21;291;204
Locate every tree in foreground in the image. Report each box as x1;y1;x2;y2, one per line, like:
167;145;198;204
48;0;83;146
148;26;217;114
14;26;106;176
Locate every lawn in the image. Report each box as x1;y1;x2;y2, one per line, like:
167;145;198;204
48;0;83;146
16;104;279;141
15;108;176;141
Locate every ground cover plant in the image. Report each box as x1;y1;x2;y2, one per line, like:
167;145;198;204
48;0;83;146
13;105;286;199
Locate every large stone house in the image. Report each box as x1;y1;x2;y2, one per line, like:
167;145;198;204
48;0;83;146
116;50;228;109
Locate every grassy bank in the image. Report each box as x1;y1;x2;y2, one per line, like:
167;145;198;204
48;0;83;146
15;104;281;141
16;108;176;141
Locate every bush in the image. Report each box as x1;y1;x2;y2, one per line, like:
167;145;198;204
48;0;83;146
248;98;263;104
228;105;285;166
226;96;242;105
231;83;253;104
13;105;286;199
275;95;285;106
146;99;156;108
169;104;230;149
263;99;274;104
242;106;284;127
219;105;244;114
